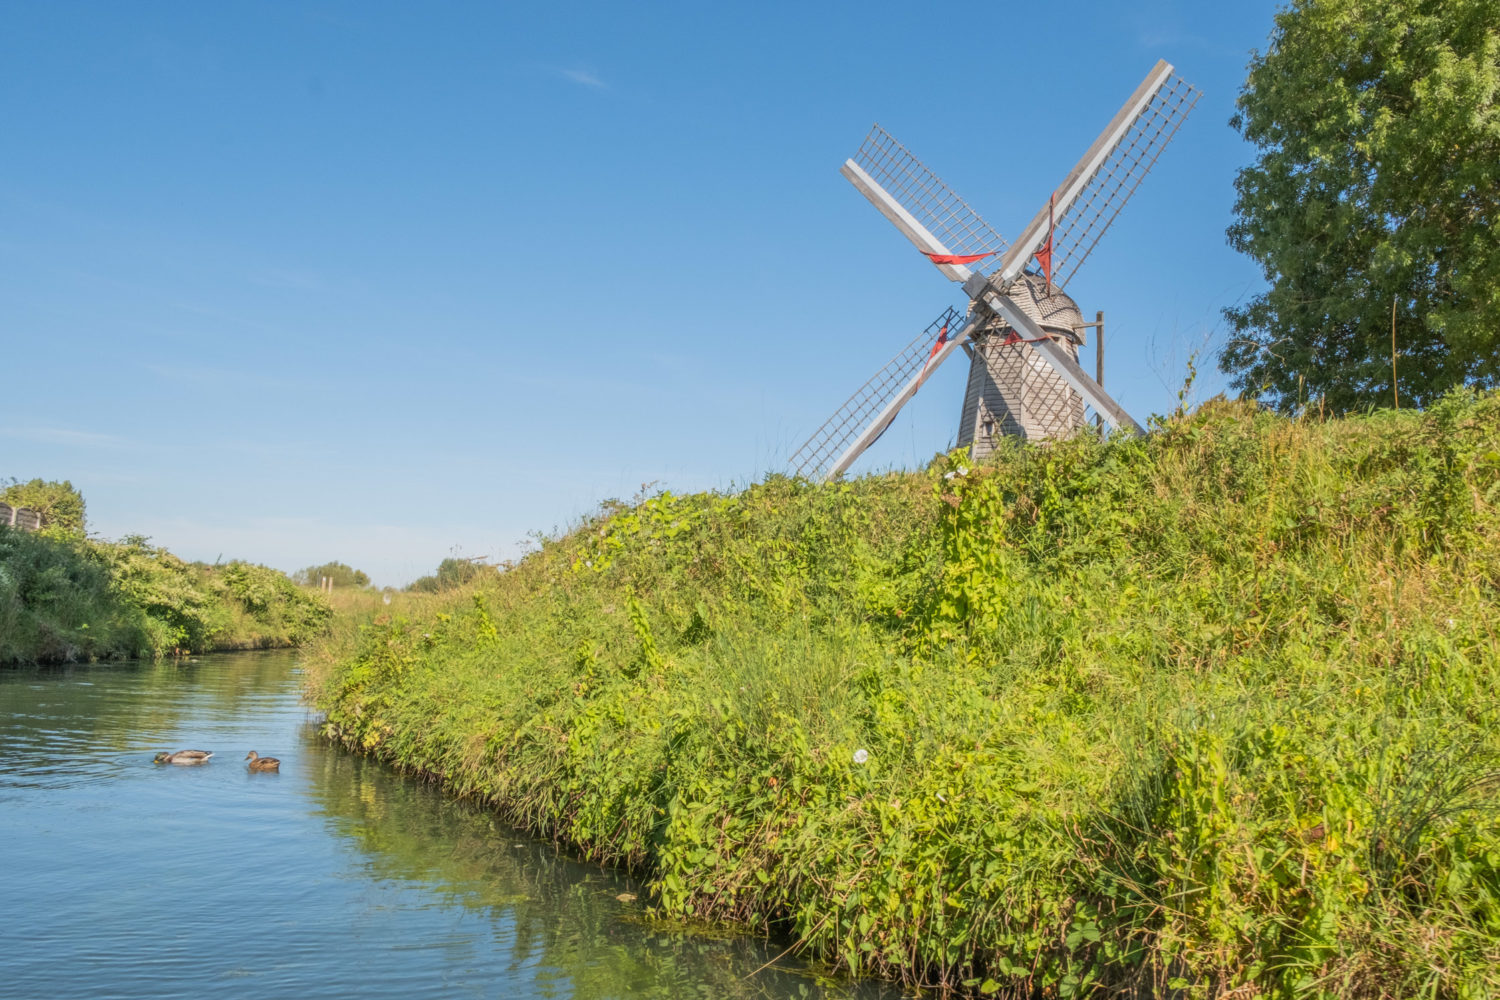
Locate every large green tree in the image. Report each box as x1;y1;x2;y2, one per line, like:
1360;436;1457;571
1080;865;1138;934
1222;0;1500;412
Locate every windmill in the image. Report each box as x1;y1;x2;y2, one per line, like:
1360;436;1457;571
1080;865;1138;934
790;60;1200;480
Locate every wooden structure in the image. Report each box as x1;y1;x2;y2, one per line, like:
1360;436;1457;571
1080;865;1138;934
0;503;44;532
789;61;1199;480
957;273;1087;457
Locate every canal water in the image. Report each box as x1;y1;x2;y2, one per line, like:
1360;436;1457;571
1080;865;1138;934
0;649;905;1000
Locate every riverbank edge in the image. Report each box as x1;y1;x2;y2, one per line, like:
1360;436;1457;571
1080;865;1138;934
306;393;1500;998
5;630;317;668
0;529;331;666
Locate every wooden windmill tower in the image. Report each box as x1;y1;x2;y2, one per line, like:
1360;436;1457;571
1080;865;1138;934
790;61;1200;479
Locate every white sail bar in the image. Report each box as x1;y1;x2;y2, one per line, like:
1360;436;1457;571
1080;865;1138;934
842;162;975;282
988;60;1200;290
845;124;1008;279
789;307;967;481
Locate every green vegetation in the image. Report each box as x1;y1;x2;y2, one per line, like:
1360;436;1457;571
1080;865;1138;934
294;560;372;589
407;556;490;594
1;526;331;665
307;392;1500;998
1;477;87;537
1222;0;1500;411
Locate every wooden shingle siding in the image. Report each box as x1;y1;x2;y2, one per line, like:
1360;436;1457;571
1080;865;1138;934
956;274;1087;461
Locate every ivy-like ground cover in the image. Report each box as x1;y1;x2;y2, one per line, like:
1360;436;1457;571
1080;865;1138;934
308;393;1500;998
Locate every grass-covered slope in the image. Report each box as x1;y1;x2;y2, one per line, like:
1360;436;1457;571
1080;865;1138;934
0;530;331;664
307;394;1500;998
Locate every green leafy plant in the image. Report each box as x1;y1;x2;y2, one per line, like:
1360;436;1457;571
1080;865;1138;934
307;391;1500;997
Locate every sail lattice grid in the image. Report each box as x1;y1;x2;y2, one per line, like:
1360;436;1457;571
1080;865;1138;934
789;307;963;480
1027;71;1201;291
851;127;1008;262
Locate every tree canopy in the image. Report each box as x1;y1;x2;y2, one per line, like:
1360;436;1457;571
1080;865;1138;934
1;478;86;537
293;561;371;589
1221;0;1500;412
406;557;486;593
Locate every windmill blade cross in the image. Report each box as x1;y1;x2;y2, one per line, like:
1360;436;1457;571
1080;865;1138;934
796;60;1198;478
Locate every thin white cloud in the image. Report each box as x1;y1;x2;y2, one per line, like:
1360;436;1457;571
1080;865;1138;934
247;267;327;291
560;67;607;89
142;363;309;392
0;426;125;448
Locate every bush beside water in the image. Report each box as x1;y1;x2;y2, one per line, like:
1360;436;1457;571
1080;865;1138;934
0;529;331;664
307;394;1500;998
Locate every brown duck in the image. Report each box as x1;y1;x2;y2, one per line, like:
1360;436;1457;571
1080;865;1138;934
244;751;280;773
154;750;213;765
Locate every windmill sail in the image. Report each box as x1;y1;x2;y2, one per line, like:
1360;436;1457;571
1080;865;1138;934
789;307;965;480
846;126;1008;280
989;61;1201;290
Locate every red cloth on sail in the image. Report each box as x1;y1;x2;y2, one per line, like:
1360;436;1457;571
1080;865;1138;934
1033;193;1056;282
915;323;950;391
1033;241;1053;281
920;249;998;265
925;323;950;365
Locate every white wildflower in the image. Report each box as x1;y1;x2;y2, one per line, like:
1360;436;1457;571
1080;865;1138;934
852;748;869;765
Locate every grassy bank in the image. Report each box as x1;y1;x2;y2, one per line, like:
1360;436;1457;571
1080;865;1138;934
306;393;1500;998
0;529;331;664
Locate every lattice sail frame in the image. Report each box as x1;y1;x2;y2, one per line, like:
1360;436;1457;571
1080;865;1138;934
789;307;964;480
1019;68;1200;290
849;127;1009;265
847;65;1200;295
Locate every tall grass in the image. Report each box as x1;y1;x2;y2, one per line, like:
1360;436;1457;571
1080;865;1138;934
306;391;1500;998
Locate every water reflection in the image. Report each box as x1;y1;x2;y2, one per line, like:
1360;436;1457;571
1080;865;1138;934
305;719;894;999
0;651;904;1000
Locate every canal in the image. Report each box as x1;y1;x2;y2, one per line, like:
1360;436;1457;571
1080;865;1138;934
0;649;905;999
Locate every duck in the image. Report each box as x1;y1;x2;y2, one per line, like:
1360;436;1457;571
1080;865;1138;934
154;750;213;765
244;751;280;773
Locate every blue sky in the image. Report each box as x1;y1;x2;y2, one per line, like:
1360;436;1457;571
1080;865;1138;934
2;1;1281;586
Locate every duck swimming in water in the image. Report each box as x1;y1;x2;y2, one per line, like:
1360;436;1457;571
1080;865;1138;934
244;751;280;773
154;750;213;765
